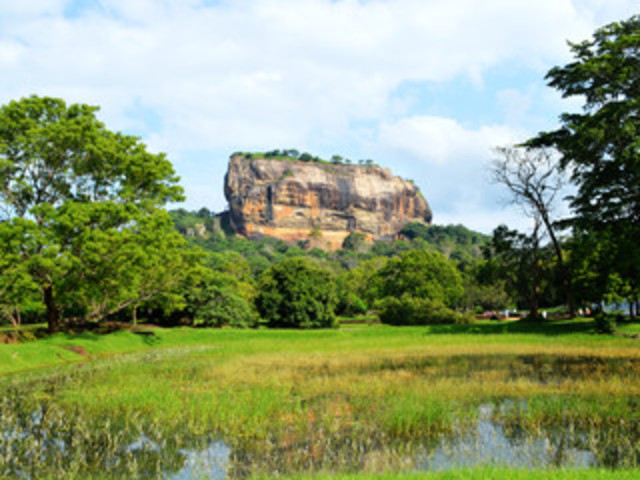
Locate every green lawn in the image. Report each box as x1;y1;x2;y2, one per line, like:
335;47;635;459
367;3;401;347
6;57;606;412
3;318;639;377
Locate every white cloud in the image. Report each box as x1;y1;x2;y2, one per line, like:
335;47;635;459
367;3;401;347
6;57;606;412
0;39;26;66
0;0;616;140
377;114;541;233
379;115;523;165
497;89;534;126
0;0;636;231
0;0;65;16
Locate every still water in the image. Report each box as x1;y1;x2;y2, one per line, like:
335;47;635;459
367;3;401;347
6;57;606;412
2;396;637;479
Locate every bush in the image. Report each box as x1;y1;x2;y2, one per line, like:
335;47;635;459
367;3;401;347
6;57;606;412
372;250;464;308
342;232;367;251
594;312;617;334
167;268;258;328
197;285;258;328
337;292;368;317
376;295;471;326
256;257;338;328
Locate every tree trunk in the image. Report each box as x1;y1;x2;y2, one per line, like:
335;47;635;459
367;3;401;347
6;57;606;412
530;290;540;319
9;308;20;329
44;285;60;333
540;212;575;317
530;221;541;319
530;274;540;319
132;305;137;326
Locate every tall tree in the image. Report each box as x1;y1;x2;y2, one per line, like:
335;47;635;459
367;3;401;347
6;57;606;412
526;15;640;307
492;146;574;315
0;96;187;332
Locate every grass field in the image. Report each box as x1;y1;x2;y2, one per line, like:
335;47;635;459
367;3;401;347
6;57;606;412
1;318;640;478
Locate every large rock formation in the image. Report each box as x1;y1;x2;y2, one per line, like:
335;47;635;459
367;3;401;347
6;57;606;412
224;154;432;249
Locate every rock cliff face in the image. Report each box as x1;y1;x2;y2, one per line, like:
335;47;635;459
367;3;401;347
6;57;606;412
224;155;432;249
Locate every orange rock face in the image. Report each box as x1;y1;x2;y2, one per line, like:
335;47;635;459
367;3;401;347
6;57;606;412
224;155;432;249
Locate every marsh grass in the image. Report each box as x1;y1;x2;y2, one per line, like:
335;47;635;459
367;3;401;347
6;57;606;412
2;321;640;477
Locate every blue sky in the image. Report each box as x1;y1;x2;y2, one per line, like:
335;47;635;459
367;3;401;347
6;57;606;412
0;0;637;233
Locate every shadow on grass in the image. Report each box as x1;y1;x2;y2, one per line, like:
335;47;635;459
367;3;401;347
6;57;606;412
137;332;161;346
426;318;596;336
56;331;102;342
45;324;160;349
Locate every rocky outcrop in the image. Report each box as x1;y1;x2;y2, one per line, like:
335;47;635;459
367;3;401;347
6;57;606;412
224;155;432;249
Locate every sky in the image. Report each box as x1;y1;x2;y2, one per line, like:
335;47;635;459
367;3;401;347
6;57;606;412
0;0;637;233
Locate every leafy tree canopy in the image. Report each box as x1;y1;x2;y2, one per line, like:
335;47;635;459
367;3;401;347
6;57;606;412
372;250;463;308
526;15;640;306
255;257;337;328
527;15;640;228
0;96;191;332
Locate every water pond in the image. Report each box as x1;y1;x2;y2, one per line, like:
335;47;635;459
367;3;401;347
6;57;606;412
1;353;639;478
2;394;638;479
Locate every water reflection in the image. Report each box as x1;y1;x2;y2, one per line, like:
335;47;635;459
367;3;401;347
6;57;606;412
422;404;596;470
168;441;230;480
1;399;638;478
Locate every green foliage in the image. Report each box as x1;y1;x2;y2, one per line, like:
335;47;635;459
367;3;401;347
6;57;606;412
230;150;381;167
255;257;338;328
170;205;494;319
0;95;188;331
373;250;464;308
376;295;473;326
0;220;43;326
193;283;258;328
491;146;574;315
594;312;618;335
336;291;368;317
158;249;259;328
339;256;388;306
368;250;468;326
171;207;494;314
194;252;258;327
400;223;487;247
399;223;489;263
341;231;368;251
526;15;640;307
480;225;561;312
178;221;331;278
461;264;511;311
